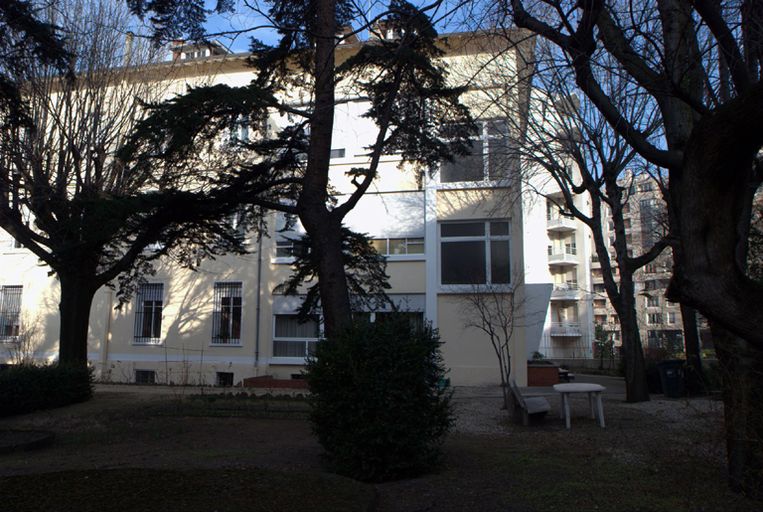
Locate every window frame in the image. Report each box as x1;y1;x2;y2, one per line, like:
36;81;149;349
371;237;425;260
438;119;513;186
0;285;22;343
211;282;243;346
438;220;511;291
271;314;322;365
133;283;164;345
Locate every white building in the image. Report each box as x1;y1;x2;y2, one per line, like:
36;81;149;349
0;31;595;386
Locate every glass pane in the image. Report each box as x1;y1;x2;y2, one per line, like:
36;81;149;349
273;339;307;358
406;238;424;254
275;315;319;338
371;239;387;254
388;239;407;254
440;140;484;182
489;221;509;236
487;119;508;137
441;241;485;284
490;241;510;284
441;222;484;238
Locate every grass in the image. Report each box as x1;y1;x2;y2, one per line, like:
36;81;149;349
1;390;761;511
1;469;374;512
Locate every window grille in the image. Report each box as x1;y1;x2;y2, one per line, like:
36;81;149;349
212;282;242;344
134;283;163;344
216;372;234;387
135;370;156;384
0;285;22;342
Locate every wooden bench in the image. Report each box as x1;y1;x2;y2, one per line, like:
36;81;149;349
509;378;551;426
558;368;575;382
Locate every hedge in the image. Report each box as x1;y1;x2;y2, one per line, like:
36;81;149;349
0;364;94;417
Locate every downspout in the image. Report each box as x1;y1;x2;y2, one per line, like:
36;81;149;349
100;290;113;380
254;232;264;375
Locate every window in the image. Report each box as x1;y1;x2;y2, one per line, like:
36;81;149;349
216;372;234;387
275;237;308;259
644;263;659;274
212;282;242;345
646;295;660;308
440;220;510;286
667;311;676;324
440;120;512;183
374;311;425;331
371;237;424;256
0;285;22;342
593;283;605;293
273;314;320;359
135;370;156;384
638;182;654;193
329;148;346;158
229;115;250;144
647;312;663;325
134;283;163;344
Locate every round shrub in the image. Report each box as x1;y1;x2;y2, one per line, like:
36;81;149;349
305;317;452;482
0;364;93;417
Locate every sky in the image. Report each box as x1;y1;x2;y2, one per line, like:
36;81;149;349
199;0;475;54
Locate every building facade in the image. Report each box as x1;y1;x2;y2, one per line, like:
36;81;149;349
592;172;685;352
0;31;596;386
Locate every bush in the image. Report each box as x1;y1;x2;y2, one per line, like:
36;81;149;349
305;318;452;482
0;364;94;417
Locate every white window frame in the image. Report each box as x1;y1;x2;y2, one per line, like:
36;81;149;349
437;119;513;187
438;220;511;292
371;237;425;261
271;314;322;365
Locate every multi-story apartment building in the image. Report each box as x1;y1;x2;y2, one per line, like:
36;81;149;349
0;30;595;386
592;172;684;352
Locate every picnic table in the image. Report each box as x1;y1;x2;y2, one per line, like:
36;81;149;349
553;382;606;429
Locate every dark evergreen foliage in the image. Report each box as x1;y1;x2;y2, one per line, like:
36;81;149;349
0;364;93;417
305;317;453;482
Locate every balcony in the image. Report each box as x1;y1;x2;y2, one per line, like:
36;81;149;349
546;216;577;233
548;248;578;266
551;282;580;300
549;322;582;337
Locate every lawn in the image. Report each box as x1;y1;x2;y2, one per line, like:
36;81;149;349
0;383;759;511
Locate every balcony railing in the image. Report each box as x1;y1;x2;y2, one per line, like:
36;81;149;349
551;282;580;299
549;322;582;337
548;250;578;265
546;216;577;232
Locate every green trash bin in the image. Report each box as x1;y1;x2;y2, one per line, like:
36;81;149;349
657;360;685;398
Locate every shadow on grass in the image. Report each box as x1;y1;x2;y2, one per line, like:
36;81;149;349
1;468;374;512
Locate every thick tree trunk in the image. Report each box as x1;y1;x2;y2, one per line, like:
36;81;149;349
680;303;704;394
310;218;353;337
713;324;763;499
618;303;650;402
58;274;98;367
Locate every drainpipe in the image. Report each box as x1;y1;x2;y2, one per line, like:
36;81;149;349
100;290;113;380
254;231;264;375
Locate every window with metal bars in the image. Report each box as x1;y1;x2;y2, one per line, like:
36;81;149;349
134;283;163;344
0;285;22;342
212;282;242;345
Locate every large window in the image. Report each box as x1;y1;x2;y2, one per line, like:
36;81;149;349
212;282;243;345
440;120;512;183
440;220;510;286
134;283;163;344
273;314;320;359
0;285;22;342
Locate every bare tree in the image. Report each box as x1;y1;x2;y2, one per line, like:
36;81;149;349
0;0;286;366
5;314;42;366
461;278;525;412
500;0;763;496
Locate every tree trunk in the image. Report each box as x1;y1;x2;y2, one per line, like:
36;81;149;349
311;218;353;337
680;303;704;394
58;274;98;367
713;323;763;499
618;305;650;402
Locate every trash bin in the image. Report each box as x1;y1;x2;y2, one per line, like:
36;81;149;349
657;360;685;398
